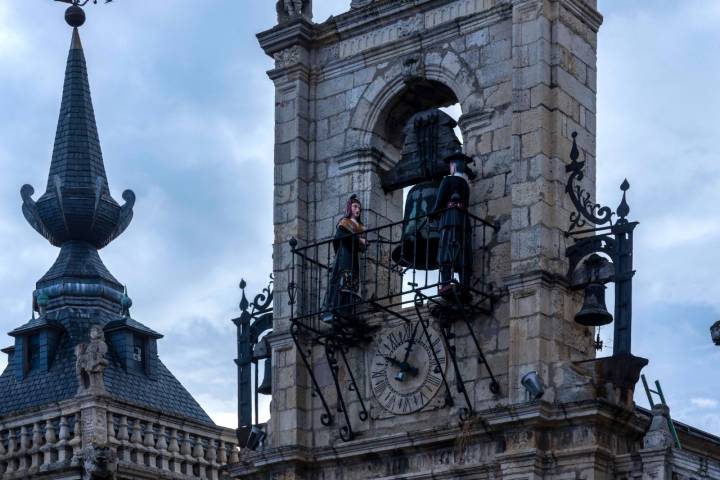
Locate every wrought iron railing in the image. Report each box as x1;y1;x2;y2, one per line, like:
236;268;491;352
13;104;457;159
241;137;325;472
286;207;500;441
289;208;497;330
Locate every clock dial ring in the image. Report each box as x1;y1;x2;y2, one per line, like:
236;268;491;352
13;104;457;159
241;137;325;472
370;322;447;415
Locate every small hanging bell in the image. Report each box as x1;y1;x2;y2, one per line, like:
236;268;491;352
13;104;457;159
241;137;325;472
257;357;272;395
574;281;613;327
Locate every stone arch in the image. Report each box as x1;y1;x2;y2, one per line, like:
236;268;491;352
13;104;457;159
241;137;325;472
346;49;485;163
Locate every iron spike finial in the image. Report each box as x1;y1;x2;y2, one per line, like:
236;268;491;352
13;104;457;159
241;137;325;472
617;179;631;222
570;131;579;163
239;279;250;312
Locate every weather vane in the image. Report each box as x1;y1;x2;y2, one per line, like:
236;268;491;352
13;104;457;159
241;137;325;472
54;0;112;28
55;0;113;6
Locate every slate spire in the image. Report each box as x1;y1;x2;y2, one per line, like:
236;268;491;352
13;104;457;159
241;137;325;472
20;15;135;311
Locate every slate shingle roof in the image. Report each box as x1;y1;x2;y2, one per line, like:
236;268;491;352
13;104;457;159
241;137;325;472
0;310;213;425
2;27;213;427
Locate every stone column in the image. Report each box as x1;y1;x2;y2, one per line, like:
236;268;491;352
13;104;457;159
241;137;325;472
505;0;603;403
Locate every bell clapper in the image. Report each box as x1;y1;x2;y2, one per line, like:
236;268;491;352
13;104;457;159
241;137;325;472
594;328;604;352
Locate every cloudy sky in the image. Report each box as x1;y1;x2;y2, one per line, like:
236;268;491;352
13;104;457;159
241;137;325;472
0;1;719;435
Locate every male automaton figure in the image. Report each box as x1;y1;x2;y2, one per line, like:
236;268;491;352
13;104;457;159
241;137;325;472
322;194;367;324
430;153;476;298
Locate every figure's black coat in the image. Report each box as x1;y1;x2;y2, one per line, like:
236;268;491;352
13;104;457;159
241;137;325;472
323;218;365;319
430;175;473;283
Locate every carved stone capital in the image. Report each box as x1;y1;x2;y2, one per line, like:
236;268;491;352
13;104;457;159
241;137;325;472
274;46;302;69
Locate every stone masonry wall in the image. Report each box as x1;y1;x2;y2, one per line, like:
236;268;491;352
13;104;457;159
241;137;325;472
260;0;603;450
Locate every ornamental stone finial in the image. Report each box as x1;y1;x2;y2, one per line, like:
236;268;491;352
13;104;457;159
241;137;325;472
643;404;675;449
276;0;312;23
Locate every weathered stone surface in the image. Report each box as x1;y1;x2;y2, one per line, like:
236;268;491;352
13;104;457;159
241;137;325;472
243;1;720;479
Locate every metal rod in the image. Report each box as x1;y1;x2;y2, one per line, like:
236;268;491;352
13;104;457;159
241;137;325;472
325;342;354;441
293;207;497;255
291;324;333;427
450;289;500;394
254;359;259;426
339;347;369;422
414;302;453;408
439;322;473;415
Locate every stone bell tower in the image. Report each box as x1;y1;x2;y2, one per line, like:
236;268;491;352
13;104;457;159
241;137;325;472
226;0;696;478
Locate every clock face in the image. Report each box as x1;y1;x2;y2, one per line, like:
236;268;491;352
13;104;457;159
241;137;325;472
370;322;447;415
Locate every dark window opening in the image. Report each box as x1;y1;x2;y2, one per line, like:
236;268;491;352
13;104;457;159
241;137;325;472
133;335;145;366
24;334;41;374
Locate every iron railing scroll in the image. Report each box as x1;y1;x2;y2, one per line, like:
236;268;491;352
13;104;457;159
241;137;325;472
288;207;500;441
233;275;273;450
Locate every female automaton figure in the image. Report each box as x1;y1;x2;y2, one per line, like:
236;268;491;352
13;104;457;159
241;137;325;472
430;152;476;299
322;195;367;324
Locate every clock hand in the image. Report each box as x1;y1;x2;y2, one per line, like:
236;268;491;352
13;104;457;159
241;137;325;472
384;356;403;367
384;356;420;381
401;322;421;365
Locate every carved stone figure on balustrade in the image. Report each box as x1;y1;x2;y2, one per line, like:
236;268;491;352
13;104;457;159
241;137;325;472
76;326;109;395
276;0;311;23
81;445;117;480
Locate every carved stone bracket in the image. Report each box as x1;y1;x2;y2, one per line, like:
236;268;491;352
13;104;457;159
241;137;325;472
401;53;425;83
576;354;649;409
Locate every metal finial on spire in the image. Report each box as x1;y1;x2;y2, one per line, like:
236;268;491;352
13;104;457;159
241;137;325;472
55;0;114;28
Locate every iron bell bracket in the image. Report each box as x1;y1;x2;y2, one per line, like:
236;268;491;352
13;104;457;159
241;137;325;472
564;132;639;357
234;275;274;448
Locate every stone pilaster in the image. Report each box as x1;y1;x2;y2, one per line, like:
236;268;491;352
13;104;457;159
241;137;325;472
506;0;602;403
259;20;315;450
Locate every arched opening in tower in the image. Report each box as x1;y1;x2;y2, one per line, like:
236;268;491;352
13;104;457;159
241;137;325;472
368;79;468;306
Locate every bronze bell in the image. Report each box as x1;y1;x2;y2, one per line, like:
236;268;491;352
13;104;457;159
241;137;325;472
257;357;272;395
391;180;441;270
574;281;613;327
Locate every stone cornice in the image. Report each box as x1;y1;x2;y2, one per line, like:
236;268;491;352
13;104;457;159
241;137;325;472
335;147;395;174
234;400;649;472
559;0;603;33
313;0;509;66
267;62;312;83
257;19;317;58
503;269;570;293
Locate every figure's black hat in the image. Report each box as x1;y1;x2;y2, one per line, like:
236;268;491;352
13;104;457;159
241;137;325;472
443;152;477;179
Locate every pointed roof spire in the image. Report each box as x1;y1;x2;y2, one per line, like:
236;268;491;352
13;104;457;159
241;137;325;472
21;13;134;250
20;5;135;312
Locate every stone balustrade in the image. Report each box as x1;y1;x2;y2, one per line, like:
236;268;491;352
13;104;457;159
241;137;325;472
0;404;240;479
107;408;240;479
0;411;82;477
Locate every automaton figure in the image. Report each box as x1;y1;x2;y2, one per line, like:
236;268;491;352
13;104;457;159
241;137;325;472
322;194;367;323
430;153;476;298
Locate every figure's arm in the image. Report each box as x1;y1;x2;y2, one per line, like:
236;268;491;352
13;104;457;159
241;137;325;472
430;178;450;219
